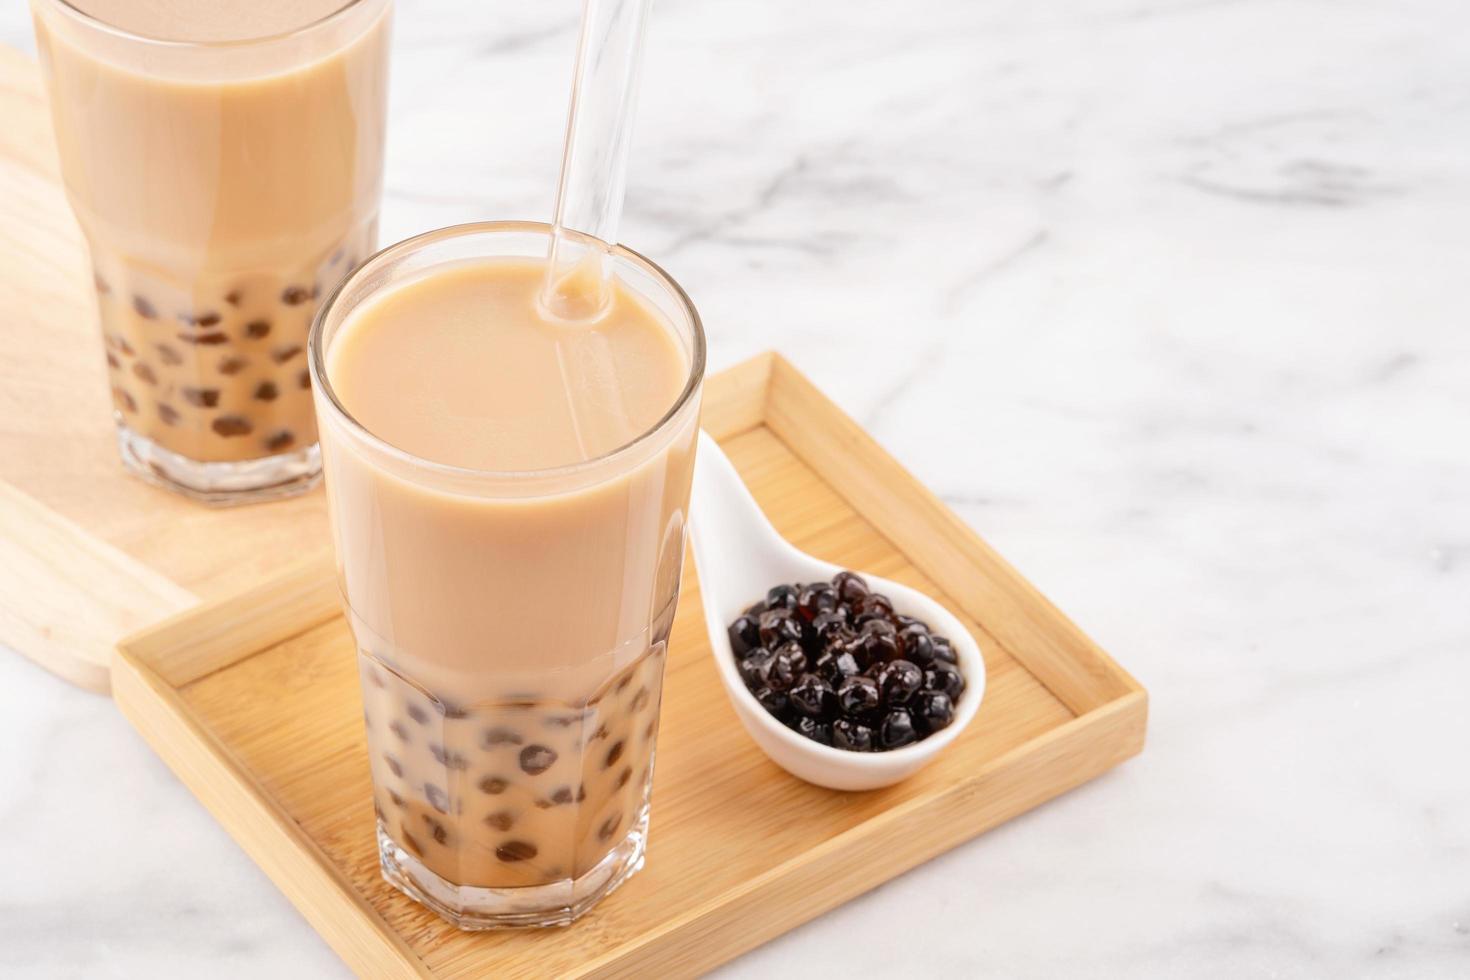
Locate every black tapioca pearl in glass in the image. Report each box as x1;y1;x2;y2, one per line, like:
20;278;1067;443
254;381;279;401
577;783;587;802
545;713;583;728
402;832;423;856
631;686;650;711
534;798;554;810
94;272;109;294
156;344;182;366
282;285;311;306
298;369;311;389
424;784;449;814
105;351;120;370
422;814;449;845
180;311;222;328
367;668;385;688
108;335;134;356
311;283;321;299
218;355;247;375
482;727;522;747
406;704;430;725
245;320;271;339
388;789;405;808
384;755;403;778
496;841;537;863
435;702;467;719
224;289;242;307
614;766;632;790
212;416;253;438
112;387;137;413
550;786;574;805
590;723;610;742
272;344;303;364
615;674;632;693
132;295;157;319
644;720;656;740
178;331;229;345
132;362;157;385
604;740;625;769
598;812;622;842
519;744;557;775
388;720;409;742
265;431;295;452
479;776;508;795
485;810;514;831
429;743;468;770
157;403;180;426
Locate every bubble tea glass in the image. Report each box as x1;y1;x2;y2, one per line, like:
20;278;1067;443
310;222;705;928
31;0;392;502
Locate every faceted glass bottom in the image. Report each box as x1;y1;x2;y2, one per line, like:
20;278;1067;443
377;807;650;929
116;422;321;506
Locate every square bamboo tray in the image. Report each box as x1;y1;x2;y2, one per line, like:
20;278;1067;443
112;353;1148;979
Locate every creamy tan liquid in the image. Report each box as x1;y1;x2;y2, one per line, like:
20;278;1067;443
33;0;390;463
320;257;698;889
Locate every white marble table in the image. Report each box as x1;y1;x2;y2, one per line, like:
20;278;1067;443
3;0;1468;976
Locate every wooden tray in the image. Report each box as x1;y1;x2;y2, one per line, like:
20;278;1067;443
0;45;333;692
113;354;1148;979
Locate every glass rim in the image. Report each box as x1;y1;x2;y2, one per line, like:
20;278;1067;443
308;220;707;486
33;0;376;48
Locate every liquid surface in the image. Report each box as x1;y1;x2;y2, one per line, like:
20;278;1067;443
65;0;353;42
328;258;688;472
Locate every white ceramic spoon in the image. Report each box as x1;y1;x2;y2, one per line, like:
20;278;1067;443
688;431;985;791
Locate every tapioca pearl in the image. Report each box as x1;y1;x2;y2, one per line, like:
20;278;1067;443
545;713;584;729
519;744;557;775
132;295;157;319
388;789;405;808
311;283;321;299
482;727;523;747
132;362;156;385
157;403;180;426
590;723;610;742
614;766;631;790
265;431;295;452
367;668;386;688
485;810;514;831
94;272;109;294
401;831;423;856
577;783;587;802
549;786;574;805
421;813;450;845
534;798;554;810
217;355;247;375
644;720;656;740
496;841;537;863
282;285;311;306
180;311;221;328
111;387;137;413
424;784;449;814
631;687;650;711
615;674;632;694
437;702;468;719
178;331;229;346
479;776;509;795
598;811;622;842
156;344;182;366
604;740;625;769
272;345;303;364
254;381;278;401
107;335;134;356
406;704;430;725
384;755;403;778
298;369;311;389
429;743;468;770
224;289;242;307
245;320;271;339
180;387;217;411
212;416;253;438
105;351;120;370
388;720;409;742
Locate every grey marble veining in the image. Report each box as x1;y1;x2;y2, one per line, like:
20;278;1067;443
2;0;1468;976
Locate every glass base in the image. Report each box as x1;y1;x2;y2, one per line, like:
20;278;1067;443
116;423;321;506
376;807;649;930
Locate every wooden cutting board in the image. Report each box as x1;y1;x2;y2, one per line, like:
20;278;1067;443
0;45;332;691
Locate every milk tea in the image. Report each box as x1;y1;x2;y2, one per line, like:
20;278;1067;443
32;0;391;496
316;250;700;922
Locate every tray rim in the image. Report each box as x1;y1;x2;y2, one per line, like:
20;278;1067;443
113;352;1148;979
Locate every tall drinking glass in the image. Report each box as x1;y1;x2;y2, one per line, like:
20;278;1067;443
309;222;705;928
31;0;392;502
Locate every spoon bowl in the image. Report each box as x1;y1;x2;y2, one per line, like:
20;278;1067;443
688;431;985;791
